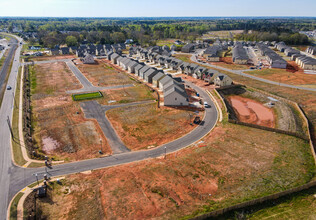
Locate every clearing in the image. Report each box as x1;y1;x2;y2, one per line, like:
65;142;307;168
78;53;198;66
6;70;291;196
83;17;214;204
29;121;315;219
247;64;316;86
228;95;275;128
76;60;133;87
30;62;111;161
106;103;202;150
27;54;75;62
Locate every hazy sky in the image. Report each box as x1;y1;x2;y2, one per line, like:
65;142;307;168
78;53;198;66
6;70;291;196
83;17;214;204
1;0;315;17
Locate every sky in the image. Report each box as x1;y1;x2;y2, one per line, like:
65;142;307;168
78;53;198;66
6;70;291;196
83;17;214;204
1;0;315;17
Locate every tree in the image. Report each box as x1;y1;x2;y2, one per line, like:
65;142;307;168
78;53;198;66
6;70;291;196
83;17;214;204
65;36;78;47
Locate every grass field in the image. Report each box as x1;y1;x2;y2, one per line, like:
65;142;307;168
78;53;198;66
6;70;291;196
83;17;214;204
32;119;315;219
9;192;24;220
219;186;316;220
247;68;316;86
30;62;111;161
72;91;103;101
98;83;156;105
11;68;27;166
106;103;199;150
77;61;134;87
173;54;192;63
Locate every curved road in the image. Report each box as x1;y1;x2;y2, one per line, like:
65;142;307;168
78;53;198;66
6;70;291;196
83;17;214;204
0;35;218;219
191;53;316;92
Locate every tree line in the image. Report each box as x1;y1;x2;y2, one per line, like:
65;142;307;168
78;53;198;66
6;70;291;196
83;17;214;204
1;17;314;47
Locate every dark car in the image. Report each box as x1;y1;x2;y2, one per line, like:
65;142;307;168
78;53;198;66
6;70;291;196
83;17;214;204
193;116;201;124
7;85;12;90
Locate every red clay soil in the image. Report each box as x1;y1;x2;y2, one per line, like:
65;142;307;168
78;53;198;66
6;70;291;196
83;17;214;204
227;95;275;128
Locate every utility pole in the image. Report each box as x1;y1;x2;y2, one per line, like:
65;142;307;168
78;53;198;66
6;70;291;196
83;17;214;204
35;173;39;186
164;146;167;159
7;116;14;138
99;138;103;154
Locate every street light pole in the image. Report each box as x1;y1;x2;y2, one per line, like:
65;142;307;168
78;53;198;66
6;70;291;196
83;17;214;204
99;138;103;154
164;146;167;159
35;173;39;186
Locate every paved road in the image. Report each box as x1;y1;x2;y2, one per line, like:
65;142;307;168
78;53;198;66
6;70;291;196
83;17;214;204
0;34;23;219
0;38;17;100
0;35;218;219
81;100;155;154
191;53;316;92
3;80;218;219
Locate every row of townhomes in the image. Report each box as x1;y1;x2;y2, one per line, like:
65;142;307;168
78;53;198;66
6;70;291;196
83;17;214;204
306;46;316;55
108;51;190;106
129;45;232;87
256;43;287;69
103;44;233;106
232;42;249;64
275;42;316;70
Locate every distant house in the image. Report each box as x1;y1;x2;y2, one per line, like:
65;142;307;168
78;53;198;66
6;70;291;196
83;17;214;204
193;66;207;79
306;46;316;55
152;72;166;88
69;46;78;54
181;43;195;53
144;68;158;83
110;53;120;64
138;65;151;79
28;45;41;50
49;48;59;56
177;62;190;73
127;60;139;73
134;63;145;76
83;54;95;64
232;44;249;65
203;69;219;83
214;74;233;87
59;47;69;55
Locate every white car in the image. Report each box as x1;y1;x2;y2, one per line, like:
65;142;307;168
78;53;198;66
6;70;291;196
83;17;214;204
204;102;209;108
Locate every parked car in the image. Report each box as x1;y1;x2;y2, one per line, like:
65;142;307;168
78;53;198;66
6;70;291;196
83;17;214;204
193;116;201;124
7;85;12;90
204;102;209;108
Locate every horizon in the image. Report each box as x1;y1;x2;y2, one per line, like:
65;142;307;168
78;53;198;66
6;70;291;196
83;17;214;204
1;0;316;17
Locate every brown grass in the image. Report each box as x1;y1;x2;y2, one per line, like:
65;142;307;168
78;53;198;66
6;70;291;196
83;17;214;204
34;122;314;219
31;62;111;161
77;60;134;87
106;103;201;150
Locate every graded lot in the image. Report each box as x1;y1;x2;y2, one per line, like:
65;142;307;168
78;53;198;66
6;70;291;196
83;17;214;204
30;62;111;161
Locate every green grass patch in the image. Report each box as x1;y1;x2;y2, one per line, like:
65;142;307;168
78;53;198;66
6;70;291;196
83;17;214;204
12;68;27;166
9;192;24;220
72;91;103;101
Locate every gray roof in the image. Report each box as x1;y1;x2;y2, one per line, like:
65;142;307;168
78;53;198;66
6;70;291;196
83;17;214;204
164;84;188;98
152;71;165;81
159;75;173;86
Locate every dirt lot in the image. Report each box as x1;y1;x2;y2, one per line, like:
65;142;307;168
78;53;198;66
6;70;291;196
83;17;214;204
30;121;315;219
106;103;202;150
77;60;134;87
228;95;275;128
30;62;111;161
98;83;157;105
247;64;316;86
208;57;250;70
28;55;76;62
